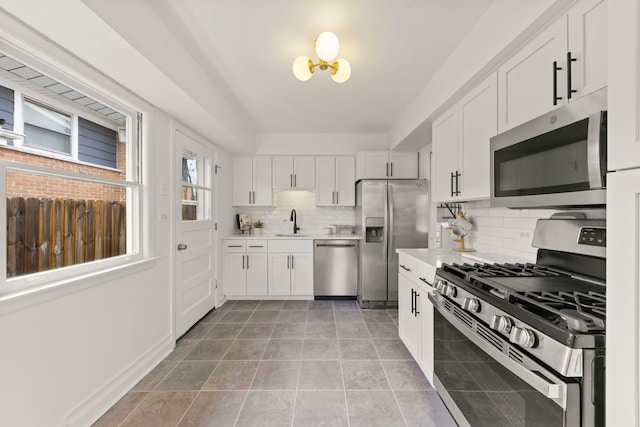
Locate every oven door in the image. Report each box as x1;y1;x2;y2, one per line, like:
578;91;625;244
429;293;581;427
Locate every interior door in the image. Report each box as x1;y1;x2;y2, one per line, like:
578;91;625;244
175;129;216;338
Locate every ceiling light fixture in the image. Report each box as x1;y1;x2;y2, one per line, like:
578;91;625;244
292;32;351;83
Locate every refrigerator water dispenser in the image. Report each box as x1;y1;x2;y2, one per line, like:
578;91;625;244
365;217;384;243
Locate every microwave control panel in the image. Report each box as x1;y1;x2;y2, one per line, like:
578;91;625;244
578;227;606;247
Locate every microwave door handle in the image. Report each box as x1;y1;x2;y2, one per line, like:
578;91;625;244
587;112;605;188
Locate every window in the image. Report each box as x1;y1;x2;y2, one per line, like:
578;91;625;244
0;66;141;296
23;99;72;155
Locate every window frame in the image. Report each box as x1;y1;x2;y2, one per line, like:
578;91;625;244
22;97;73;156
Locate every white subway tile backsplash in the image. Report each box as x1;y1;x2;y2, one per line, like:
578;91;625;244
502;217;539;229
232;191;355;235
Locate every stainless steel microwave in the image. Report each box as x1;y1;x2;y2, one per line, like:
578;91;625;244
490;88;607;209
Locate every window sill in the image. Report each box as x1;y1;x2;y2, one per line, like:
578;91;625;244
0;257;161;317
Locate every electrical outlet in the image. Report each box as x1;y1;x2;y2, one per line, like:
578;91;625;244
160;212;170;222
520;232;530;238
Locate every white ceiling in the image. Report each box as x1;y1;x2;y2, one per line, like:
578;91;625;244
146;0;495;134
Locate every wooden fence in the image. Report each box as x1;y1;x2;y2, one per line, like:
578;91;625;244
6;197;126;278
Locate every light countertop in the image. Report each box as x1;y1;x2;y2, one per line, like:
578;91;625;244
225;234;360;240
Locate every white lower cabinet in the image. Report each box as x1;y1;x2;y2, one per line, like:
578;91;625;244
223;240;268;296
268;240;314;297
398;254;435;385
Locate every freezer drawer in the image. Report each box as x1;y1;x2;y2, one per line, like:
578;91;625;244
313;240;359;296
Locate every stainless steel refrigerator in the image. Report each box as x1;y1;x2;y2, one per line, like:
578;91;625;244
355;179;429;307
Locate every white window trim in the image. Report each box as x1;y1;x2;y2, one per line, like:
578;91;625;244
0;159;142;297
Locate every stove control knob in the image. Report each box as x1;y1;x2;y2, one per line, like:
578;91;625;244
490;315;513;333
509;327;536;349
444;284;457;298
434;279;447;293
462;298;481;313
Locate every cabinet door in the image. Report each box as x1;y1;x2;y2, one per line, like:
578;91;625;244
567;0;607;101
419;286;435;385
246;253;268;296
389;152;418;179
432;106;459;203
315;156;336;206
498;17;568;132
459;73;497;200
223;253;246;296
608;0;640;170
335;156;356;206
397;275;420;360
232;157;253;206
293;156;315;189
268;253;292;295
290;252;314;296
357;151;389;179
253;156;273;206
272;156;294;190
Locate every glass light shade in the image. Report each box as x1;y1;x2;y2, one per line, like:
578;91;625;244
315;32;340;61
331;58;351;83
292;56;313;81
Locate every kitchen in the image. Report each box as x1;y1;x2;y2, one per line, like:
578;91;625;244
0;0;636;426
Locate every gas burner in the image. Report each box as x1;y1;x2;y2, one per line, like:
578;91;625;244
442;262;567;281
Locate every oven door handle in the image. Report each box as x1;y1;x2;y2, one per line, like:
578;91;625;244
429;292;568;408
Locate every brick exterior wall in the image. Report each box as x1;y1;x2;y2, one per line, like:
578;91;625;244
1;139;127;201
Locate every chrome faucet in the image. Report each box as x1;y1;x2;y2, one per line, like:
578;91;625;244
290;209;300;234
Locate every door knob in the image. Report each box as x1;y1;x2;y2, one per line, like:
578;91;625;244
177;243;188;251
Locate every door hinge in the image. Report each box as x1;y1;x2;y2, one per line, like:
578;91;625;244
215;164;221;175
214;279;218;289
214;222;218;231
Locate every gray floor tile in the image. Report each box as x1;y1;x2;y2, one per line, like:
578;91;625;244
184;339;233;361
342;360;390;390
272;322;306;338
93;391;148;427
204;323;245;339
306;310;335;323
230;300;259;310
337;322;370;338
177;390;246;427
308;300;333;310
367;322;400;338
223;339;269;360
339;338;379;359
298;360;343;390
182;322;214;339
305;322;337;338
164;339;198;362
202;360;259;390
346;390;405;427
251;360;300;390
293;391;348;426
219;310;253;323
238;322;275;338
335;310;365;323
333;300;359;311
199;309;225;323
362;309;394;323
155;361;217;391
302;338;340;360
374;338;413;360
277;310;308;323
132;361;177;391
256;300;285;311
282;300;310;310
383;360;433;390
262;339;304;360
120;391;196;427
248;310;280;322
236;390;295;426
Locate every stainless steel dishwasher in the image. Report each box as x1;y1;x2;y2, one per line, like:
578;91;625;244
314;240;359;296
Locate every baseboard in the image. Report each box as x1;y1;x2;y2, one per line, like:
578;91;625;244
62;333;173;427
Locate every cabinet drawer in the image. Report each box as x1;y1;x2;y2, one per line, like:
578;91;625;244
246;240;268;252
398;254;418;281
268;239;313;253
224;240;246;252
416;262;436;288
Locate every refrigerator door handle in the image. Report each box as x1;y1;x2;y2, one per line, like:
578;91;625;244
388;183;394;261
383;184;389;262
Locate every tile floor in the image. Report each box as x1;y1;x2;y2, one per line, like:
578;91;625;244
93;299;457;427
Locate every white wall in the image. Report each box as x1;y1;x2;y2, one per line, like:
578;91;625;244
256;133;388;155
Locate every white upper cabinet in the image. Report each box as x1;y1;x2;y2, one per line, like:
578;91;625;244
316;156;356;206
433;73;497;203
272;156;315;190
356;151;418;179
608;0;639;170
498;0;607;132
232;157;272;206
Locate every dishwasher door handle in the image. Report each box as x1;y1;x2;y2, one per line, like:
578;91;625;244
315;243;356;247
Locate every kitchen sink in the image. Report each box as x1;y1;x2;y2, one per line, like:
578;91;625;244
275;234;309;237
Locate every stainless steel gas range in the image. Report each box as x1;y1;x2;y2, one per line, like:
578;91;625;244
430;217;606;427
